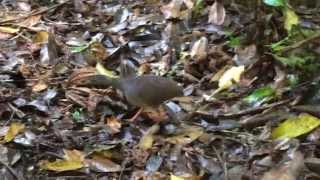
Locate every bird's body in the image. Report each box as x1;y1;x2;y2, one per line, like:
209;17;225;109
84;74;183;108
117;75;183;108
80;61;183;121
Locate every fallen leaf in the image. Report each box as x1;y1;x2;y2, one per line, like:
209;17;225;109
64;149;85;162
84;155;121;172
208;1;226;25
33;31;49;44
18;15;41;28
40;149;85;172
40;159;83;172
0;26;19;34
4;122;25;142
272;114;320;140
32;81;48;92
284;7;299;32
138;124;160;150
106;117;122;134
243;86;276;107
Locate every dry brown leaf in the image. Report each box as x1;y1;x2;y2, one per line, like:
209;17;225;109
190;37;208;62
32;81;48;92
208;1;226;25
106;117;122;134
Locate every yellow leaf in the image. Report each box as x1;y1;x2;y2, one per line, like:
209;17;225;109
284;7;299;32
40;159;83;172
138;124;160;150
4;122;25;142
166;125;203;145
40;149;85;172
96;62;119;78
171;174;185;180
272;113;320;140
218;65;245;90
0;26;19;34
33;31;49;44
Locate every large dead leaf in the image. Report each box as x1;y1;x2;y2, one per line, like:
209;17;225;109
208;1;226;25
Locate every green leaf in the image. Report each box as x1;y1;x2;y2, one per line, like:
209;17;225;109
243;86;275;106
263;0;285;7
192;0;204;17
272;114;320;140
70;44;89;53
72;108;83;122
284;7;299;32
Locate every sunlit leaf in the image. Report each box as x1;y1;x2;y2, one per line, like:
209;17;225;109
272;114;320;140
216;66;245;92
244;86;276;106
4;122;25;142
171;174;185;180
33;31;49;44
284;7;299;32
40;159;83;172
263;0;285;7
40;149;85;172
138;124;160;150
208;1;226;25
0;26;19;34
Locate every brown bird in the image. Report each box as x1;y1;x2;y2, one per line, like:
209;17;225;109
81;61;184;121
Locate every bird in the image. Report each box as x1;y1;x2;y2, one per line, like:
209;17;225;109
81;61;184;121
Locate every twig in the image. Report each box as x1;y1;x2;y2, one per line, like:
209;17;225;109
196;98;291;119
281;32;320;52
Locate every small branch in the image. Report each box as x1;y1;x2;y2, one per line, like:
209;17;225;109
281;32;320;52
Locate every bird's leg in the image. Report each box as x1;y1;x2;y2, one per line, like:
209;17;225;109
129;107;143;122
